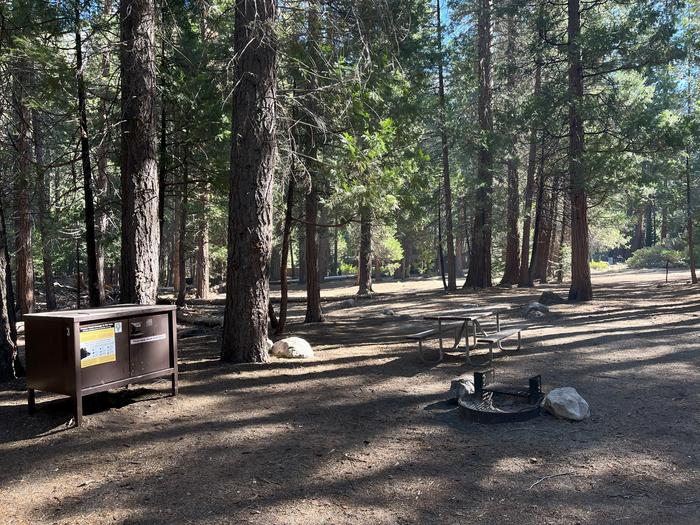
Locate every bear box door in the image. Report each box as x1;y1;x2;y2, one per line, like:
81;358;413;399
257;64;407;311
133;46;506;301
128;314;171;376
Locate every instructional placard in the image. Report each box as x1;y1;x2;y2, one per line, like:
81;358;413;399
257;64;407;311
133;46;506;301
80;323;117;368
130;334;166;345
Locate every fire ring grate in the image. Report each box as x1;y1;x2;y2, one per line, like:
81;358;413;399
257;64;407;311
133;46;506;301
458;370;544;423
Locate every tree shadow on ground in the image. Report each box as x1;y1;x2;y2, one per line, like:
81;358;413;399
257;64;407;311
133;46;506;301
1;273;699;523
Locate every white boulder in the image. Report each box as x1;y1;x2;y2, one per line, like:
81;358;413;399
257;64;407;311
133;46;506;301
266;338;274;351
447;375;475;402
270;337;314;359
543;387;590;421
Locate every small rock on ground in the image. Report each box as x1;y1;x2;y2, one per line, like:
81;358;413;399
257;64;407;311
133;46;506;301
526;301;550;314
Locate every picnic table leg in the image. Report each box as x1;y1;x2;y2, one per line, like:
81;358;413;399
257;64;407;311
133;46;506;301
437;318;444;361
27;388;36;415
453;320;468;349
465;339;474;366
418;340;443;364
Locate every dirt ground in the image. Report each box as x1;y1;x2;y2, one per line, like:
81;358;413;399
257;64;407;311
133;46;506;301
1;269;699;524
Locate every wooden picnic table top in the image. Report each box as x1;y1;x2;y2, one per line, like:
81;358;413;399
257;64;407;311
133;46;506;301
423;309;497;321
423;303;512;321
461;303;512;311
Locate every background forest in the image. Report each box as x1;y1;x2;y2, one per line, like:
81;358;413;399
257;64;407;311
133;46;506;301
1;0;699;366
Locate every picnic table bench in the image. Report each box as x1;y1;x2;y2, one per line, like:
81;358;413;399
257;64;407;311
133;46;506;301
475;324;526;365
407;303;523;365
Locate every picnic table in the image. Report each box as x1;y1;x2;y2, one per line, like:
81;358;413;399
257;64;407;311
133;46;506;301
421;303;512;364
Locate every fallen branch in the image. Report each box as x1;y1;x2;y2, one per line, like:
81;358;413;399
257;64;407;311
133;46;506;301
528;471;575;490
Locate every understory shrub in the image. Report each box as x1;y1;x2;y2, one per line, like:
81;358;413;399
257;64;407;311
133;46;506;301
626;246;687;269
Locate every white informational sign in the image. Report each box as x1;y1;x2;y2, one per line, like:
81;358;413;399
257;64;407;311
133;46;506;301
80;323;117;368
130;334;166;345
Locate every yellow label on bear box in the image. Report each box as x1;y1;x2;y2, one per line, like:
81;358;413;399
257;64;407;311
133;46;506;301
79;323;117;368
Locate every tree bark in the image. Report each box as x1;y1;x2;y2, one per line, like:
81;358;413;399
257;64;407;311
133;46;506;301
437;197;447;290
221;0;277;363
333;222;339;276
518;60;541;287
195;189;210;299
119;0;160;304
298;220;307;284
13;65;35;316
534;176;557;282
465;0;493;289
644;201;653;247
172;201;181;295
176;148;188;307
661;174;668;240
630;205;644;251
32;111;56;310
304;188;323;322
96;0;112;305
318;204;330;281
529;135;547;283
76;4;101;307
687;148;697;283
501;158;520;284
1;196;19;349
546;177;562;280
437;0;456;291
567;0;592;301
455;230;464;277
556;199;568;283
0;194;18;382
276;175;295;335
500;12;520;286
358;205;372;295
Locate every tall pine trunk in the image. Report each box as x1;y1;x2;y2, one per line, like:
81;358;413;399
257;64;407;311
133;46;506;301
298;221;307;284
686;149;697;283
0;194;18;381
1;197;19;349
195;189;210;299
75;4;101;307
686;60;697;284
176;147;188;307
465;0;493;288
13;65;35;316
221;0;277;362
437;0;456;291
567;0;592;301
304;189;323;322
358;206;372;295
276;174;295;335
518;60;541;287
96;0;112;305
304;0;323;319
500;12;520;286
119;0;160;304
318;204;330;281
32;111;57;310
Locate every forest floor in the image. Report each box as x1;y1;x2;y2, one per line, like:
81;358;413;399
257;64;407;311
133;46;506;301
1;268;699;524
